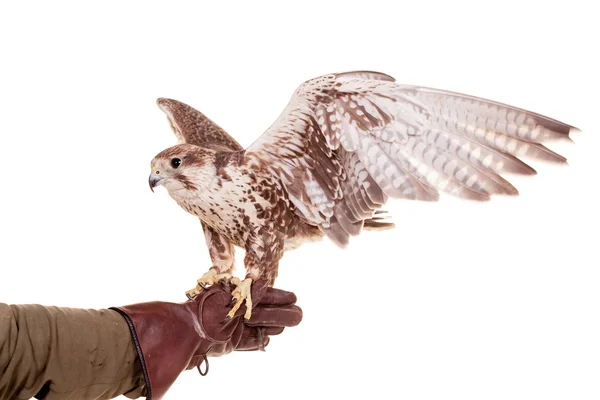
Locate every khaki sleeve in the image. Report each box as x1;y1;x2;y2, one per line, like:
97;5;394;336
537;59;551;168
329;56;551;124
0;303;146;400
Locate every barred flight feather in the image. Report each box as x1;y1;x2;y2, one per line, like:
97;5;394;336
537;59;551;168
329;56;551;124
245;71;575;246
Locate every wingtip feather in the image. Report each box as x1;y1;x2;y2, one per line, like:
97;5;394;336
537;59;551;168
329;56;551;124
335;70;396;82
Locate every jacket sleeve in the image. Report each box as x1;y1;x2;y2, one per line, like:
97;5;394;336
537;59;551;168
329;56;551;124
0;303;146;400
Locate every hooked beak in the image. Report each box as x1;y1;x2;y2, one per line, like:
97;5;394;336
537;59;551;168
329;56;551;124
149;174;164;192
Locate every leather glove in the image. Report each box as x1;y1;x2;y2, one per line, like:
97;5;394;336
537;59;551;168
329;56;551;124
111;280;302;400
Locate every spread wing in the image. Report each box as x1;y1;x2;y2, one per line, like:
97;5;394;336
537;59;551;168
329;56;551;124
245;71;575;246
157;98;243;152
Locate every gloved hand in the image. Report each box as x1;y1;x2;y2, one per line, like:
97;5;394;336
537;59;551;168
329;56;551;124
111;280;302;400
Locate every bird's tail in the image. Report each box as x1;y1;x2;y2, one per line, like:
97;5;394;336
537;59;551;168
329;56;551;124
363;210;395;231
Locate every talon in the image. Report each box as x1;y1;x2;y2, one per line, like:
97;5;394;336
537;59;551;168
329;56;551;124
222;279;231;291
226;308;237;320
187;269;233;299
197;269;232;289
227;278;253;320
185;286;201;300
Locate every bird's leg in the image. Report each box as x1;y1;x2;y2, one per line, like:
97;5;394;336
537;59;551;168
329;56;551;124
227;231;282;319
227;277;253;320
186;223;236;300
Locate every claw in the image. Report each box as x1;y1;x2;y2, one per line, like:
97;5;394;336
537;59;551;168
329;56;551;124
197;269;232;288
227;278;253;320
185;286;202;300
186;269;233;300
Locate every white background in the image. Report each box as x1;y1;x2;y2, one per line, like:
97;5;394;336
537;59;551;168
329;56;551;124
1;1;599;399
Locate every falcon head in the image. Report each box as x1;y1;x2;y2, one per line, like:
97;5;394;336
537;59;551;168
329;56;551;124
149;144;216;194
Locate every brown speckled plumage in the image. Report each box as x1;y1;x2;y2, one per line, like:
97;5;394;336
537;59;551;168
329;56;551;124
150;71;575;288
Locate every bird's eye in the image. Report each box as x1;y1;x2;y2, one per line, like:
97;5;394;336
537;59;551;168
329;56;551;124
155;170;160;175
171;158;182;169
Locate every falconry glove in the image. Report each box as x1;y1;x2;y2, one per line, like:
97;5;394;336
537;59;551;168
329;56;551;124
111;280;302;400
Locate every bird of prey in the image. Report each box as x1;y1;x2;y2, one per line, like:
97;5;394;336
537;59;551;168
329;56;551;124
149;71;575;319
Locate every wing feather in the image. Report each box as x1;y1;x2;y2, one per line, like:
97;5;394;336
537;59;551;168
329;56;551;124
245;72;575;246
157;98;243;152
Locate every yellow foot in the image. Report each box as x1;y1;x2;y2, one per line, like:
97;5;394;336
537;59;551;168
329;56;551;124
227;278;253;320
185;268;232;300
197;269;232;289
186;286;202;300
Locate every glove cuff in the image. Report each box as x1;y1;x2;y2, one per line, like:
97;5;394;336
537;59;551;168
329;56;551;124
111;307;155;399
110;302;200;400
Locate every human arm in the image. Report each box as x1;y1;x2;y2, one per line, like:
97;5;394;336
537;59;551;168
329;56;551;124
0;281;301;400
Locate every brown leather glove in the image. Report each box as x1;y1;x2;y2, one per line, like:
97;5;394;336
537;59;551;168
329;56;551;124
111;281;302;400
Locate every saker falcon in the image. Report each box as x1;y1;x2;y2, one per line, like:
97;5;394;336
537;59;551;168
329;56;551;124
149;71;576;319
